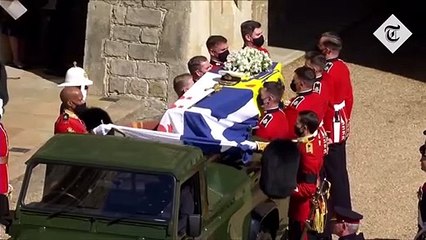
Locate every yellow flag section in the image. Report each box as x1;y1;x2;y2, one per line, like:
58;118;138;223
226;62;285;115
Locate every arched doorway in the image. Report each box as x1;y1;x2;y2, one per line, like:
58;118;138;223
0;0;89;76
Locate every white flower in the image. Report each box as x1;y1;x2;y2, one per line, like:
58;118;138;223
223;48;272;75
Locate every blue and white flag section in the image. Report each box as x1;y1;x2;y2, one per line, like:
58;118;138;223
92;124;258;162
156;71;261;162
180;87;259;154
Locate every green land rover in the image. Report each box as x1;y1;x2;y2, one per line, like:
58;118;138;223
7;134;289;240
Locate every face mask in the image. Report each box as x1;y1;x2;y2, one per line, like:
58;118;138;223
74;102;88;116
294;125;304;137
218;50;229;63
253;35;265;47
290;79;297;93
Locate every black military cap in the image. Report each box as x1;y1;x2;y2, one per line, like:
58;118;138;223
331;206;363;224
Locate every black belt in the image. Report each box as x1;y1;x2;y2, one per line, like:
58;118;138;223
297;173;317;184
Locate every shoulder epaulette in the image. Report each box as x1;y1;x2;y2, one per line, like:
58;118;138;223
260;113;273;127
291;96;305;108
313;81;322;94
324;61;333;73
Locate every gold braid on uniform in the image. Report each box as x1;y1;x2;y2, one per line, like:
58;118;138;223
255;141;269;151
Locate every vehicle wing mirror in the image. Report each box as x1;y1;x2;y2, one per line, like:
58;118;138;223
187;214;202;238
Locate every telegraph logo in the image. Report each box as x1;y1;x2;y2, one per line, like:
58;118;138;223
374;14;412;54
384;24;400;42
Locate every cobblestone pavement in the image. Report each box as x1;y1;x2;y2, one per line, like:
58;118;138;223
283;58;426;239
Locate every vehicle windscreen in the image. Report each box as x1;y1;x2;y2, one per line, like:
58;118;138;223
22;163;175;222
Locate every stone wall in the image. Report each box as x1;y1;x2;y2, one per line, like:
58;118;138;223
84;0;191;115
84;0;254;117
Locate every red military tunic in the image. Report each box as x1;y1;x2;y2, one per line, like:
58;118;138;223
324;58;354;143
254;107;289;141
0;123;9;194
54;109;88;134
209;60;224;74
288;131;325;223
313;73;334;118
284;90;326;140
256;46;269;55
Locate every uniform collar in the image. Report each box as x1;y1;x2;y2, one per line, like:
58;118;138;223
264;106;280;114
316;74;323;81
292;130;318;143
297;89;313;96
210;59;223;66
64;109;80;119
326;57;339;62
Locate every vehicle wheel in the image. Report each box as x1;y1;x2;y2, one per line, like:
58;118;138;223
256;230;273;240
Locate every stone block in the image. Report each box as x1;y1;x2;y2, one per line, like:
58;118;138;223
166;63;188;103
104;40;128;57
122;0;143;7
84;1;112;95
157;1;190;11
110;59;136;76
143;0;156;8
158;9;190;63
141;27;160;44
145;98;167;112
128;44;156;61
113;6;126;24
148;80;167;98
108;76;126;94
126;7;163;27
112;25;141;42
137;62;168;79
127;78;149;96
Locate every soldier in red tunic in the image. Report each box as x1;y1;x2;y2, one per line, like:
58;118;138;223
205;35;229;73
240;20;269;55
288;110;325;240
305;51;335;155
316;32;354;240
54;87;88;134
0;92;10;238
254;81;288;141
284;66;326;140
317;32;354;210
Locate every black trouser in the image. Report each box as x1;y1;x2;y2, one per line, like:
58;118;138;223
319;141;352;239
288;219;318;240
0;194;9;226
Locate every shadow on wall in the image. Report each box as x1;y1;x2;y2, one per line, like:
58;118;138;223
268;0;426;82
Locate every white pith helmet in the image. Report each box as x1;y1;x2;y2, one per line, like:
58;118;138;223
58;62;93;87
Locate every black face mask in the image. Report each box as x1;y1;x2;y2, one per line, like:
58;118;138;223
74;102;88;116
290;79;297;93
294;125;304;137
218;50;230;63
253;35;265;47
